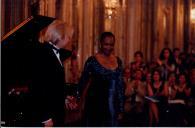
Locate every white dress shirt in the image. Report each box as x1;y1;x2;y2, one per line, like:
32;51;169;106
49;42;63;66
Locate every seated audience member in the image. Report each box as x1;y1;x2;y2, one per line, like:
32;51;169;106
123;67;132;89
173;48;181;64
157;48;176;80
124;69;147;126
186;49;195;71
178;52;188;73
173;48;182;75
167;72;191;126
147;69;168;126
163;72;178;126
188;68;195;126
190;68;195;99
130;51;146;79
166;72;177;100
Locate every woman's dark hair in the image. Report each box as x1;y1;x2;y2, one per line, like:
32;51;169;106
135;68;144;80
134;51;143;58
159;48;175;65
173;48;180;53
167;72;176;79
176;72;190;88
151;69;163;83
179;52;187;61
99;32;115;43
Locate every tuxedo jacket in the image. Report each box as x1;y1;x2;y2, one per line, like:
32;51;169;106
29;42;71;126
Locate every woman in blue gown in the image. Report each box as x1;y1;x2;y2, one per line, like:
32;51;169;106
78;32;124;126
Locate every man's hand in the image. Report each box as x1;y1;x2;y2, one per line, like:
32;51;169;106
117;113;123;120
65;96;78;110
43;118;53;127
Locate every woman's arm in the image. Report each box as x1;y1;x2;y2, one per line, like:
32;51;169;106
78;57;93;96
147;83;159;124
137;83;146;97
147;84;154;96
165;63;175;72
116;58;125;113
185;87;191;97
162;84;169;97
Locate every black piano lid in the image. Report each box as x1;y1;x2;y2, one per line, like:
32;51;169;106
1;15;56;44
1;14;72;60
1;15;56;86
1;15;72;86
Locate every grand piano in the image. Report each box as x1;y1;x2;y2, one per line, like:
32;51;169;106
1;15;73;126
2;15;55;87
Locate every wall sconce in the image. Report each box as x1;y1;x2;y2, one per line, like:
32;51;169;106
103;0;120;19
191;8;195;23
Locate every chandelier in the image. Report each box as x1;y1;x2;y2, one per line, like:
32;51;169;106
103;0;120;19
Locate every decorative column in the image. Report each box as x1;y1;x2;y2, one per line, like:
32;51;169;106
1;0;5;37
152;0;166;59
191;3;195;50
39;0;56;17
93;0;104;55
126;0;143;63
23;0;29;19
61;0;73;25
184;0;192;52
83;0;94;59
163;0;173;49
39;0;46;16
77;0;94;70
121;0;128;66
126;0;135;63
47;0;56;17
77;0;84;72
113;2;123;62
172;0;184;49
141;0;153;62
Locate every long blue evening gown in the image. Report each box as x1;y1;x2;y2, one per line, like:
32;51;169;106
79;56;124;127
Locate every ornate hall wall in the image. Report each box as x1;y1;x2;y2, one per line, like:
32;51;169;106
1;0;195;82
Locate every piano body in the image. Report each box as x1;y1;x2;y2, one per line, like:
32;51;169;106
1;15;56;126
2;15;75;126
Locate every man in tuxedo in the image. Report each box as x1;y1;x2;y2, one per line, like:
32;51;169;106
29;20;74;127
